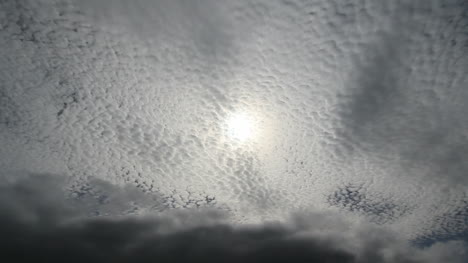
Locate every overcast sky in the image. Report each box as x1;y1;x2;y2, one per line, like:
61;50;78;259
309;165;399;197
0;0;467;262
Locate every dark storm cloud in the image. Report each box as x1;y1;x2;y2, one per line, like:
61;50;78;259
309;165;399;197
2;219;353;263
0;172;466;263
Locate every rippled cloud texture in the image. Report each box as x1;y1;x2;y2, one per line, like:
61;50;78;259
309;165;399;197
0;0;467;262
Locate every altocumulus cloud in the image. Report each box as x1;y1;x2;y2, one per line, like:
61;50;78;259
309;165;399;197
1;0;468;261
0;172;466;263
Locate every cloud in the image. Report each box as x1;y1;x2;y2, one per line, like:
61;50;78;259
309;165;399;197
0;0;467;249
327;183;413;225
74;0;245;60
0;172;466;263
336;0;468;186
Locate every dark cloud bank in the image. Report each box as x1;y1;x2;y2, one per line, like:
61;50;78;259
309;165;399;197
1;172;466;263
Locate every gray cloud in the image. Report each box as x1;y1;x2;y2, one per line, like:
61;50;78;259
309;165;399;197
335;0;468;186
327;183;414;225
0;0;467;252
0;172;466;263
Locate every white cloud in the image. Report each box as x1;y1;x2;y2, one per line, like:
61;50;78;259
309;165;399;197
0;0;466;247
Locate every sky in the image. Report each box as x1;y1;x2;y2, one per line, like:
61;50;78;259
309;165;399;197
0;0;467;262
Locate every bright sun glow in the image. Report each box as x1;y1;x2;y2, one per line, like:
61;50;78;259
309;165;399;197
226;113;255;142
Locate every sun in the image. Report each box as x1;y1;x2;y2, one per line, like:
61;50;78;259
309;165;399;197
226;112;256;142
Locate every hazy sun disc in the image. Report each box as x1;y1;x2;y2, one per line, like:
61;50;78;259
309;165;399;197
226;113;255;142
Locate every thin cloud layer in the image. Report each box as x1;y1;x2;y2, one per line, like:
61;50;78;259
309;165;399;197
0;0;467;254
336;0;468;186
